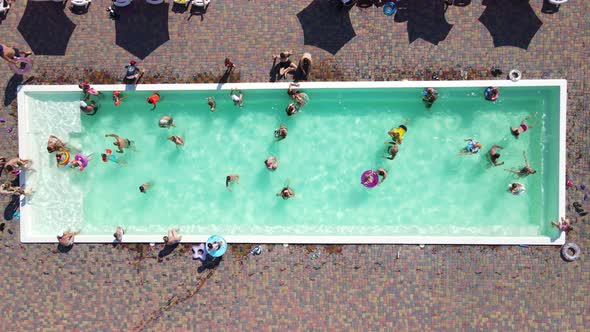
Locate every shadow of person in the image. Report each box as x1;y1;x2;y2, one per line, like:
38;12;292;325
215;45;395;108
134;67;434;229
57;243;74;253
3;195;19;221
171;2;188;13
218;70;231;84
157;242;179;261
197;254;222;273
4;74;23;107
269;59;280;83
541;0;560;14
187;4;207;21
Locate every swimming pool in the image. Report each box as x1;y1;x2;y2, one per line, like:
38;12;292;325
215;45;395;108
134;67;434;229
17;80;566;244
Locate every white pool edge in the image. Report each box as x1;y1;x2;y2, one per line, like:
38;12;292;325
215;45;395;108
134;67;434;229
17;80;567;245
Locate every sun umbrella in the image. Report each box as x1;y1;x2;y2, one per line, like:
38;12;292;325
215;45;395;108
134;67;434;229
407;0;453;45
115;2;170;59
297;0;357;55
478;0;543;50
17;2;76;56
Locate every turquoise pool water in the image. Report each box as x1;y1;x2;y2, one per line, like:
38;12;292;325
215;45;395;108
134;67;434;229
23;85;561;238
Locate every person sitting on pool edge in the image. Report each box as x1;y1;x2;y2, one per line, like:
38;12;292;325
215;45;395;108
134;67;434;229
422;87;438;107
277;186;295;200
113;226;125;243
505;151;536;176
80;100;98;116
388;119;409;144
147;92;160;110
265;156;278;171
158;116;175;129
226;174;240;192
105;133;133;153
511;112;538;138
123;60;143;84
551;217;573;233
460;138;482;155
488;144;504;166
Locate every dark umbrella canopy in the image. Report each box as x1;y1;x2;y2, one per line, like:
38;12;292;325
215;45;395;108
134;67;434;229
407;0;453;45
297;0;356;55
479;0;543;50
17;2;76;56
115;2;170;60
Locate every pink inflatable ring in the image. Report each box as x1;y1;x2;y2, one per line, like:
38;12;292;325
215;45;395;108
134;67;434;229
9;57;33;75
361;170;379;188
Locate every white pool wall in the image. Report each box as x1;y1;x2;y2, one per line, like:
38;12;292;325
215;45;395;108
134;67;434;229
17;80;567;245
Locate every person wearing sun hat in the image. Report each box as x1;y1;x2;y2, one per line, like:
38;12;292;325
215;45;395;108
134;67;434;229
123;60;142;84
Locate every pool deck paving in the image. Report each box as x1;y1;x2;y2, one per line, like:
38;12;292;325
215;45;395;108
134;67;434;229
0;0;589;330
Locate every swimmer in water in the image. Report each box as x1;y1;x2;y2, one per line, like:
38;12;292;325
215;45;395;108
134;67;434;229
139;182;152;193
509;182;525;195
230;88;243;107
78;82;101;99
505;151;536;176
274;124;288;141
287;83;308;107
377;168;387;183
158;116;175;128
208;97;216;112
265;156;278;171
168;136;184;146
388;119;409;144
422;87;438;107
286;103;299;116
226;174;240;192
551;217;573;233
277;186;295;200
47;135;67;153
383;142;399;160
101;151;126;165
80;100;98;116
147;92;160;111
488;145;504;166
112;91;126;106
105;133;133;153
460;138;483;155
511;113;538;138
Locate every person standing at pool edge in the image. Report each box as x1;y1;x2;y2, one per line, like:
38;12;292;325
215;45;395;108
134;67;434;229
123;60;143;84
147;92;160;110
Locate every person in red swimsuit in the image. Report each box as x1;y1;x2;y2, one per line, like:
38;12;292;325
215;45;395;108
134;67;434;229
147;92;160;110
511;113;538;138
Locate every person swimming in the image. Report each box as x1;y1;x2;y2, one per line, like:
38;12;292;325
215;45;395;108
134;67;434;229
225;174;240;192
505;151;536;176
388;119;409;144
230;88;243;107
422;87;438;106
158;116;175;128
147;92;160;110
208;97;216;112
461;138;483;155
168;136;184;146
511;113;538;138
105;133;133;153
286;103;299;116
265;156;278;170
80;100;98;115
277;186;295;200
383;142;399;160
274;124;288;141
112;91;125;106
488;145;504;166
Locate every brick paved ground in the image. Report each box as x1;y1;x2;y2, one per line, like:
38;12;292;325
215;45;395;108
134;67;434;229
0;0;589;331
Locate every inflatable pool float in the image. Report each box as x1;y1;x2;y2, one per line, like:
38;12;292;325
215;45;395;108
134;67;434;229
9;57;33;75
361;170;379;188
383;2;396;16
206;234;227;257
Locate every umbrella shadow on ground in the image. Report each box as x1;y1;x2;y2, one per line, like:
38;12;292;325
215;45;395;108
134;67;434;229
407;0;453;45
297;0;357;55
479;0;543;50
115;2;170;60
17;1;76;55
